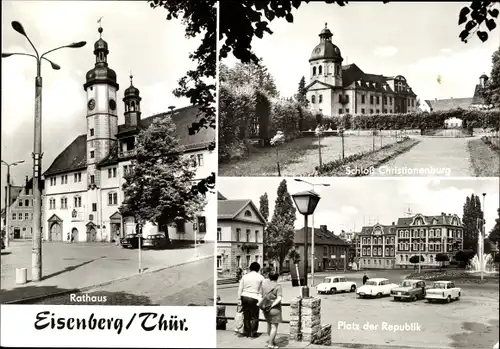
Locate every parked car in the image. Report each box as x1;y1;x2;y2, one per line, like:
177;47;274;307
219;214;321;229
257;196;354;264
120;234;142;249
356;278;398;298
142;233;169;249
425;280;461;303
391;279;426;301
316;276;357;294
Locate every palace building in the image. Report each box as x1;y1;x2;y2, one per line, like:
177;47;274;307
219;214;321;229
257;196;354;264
306;24;418;117
357;223;397;269
42;25;216;244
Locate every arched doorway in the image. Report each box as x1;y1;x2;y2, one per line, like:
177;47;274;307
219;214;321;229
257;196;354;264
50;222;62;241
86;224;97;242
71;228;78;242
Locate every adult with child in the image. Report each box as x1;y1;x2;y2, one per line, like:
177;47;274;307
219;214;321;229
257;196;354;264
237;262;264;338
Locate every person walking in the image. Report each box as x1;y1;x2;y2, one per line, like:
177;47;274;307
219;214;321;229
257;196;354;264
261;271;282;349
237;262;264;338
363;274;369;285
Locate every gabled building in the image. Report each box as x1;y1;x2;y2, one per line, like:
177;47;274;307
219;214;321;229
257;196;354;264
42;25;216;244
306;24;418;117
358;223;397;269
217;194;265;273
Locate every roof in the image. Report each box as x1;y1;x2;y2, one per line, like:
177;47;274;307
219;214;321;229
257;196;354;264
396;214;462;226
424;98;473;111
360;224;396;235
294;227;350;246
217;199;266;224
218;192;227;200
44;105;215;174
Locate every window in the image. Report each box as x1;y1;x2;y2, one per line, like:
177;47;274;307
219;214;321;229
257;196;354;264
244;210;252;217
362;248;366;255
25;213;29;220
217;228;222;241
92;203;97;212
346;108;350;114
176;219;185;233
19;200;23;207
319;95;323;103
18;213;23;220
246;255;251;268
370;109;374;114
217;256;223;269
376;96;380;105
108;192;118;205
390;109;393;113
25;199;29;206
236;228;241;242
389;97;392;104
197;154;204;167
411;99;414;107
50;177;56;186
311;95;316;104
12;213;16;220
370;96;374;104
338;95;342;103
313;66;317;76
246;229;250;242
190;155;197;167
236;256;241;268
49;198;56;210
108;169;112;178
361;95;366;104
376;109;380;114
74;196;82;208
383;109;387;113
383;96;387;105
361;108;365;114
335;64;340;75
90;151;95;159
90;128;94;136
198;216;206;233
339;109;343;114
90;175;95;184
255;230;259;243
113;168;117;177
318;66;322;75
74;172;82;182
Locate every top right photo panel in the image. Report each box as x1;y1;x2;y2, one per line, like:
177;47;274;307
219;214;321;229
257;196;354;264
218;2;499;178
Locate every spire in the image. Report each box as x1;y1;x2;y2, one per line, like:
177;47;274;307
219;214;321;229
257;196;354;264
97;17;104;38
130;72;133;85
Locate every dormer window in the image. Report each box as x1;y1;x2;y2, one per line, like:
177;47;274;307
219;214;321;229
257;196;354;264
244;210;252;217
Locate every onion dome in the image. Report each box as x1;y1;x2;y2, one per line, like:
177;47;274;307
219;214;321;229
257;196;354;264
124;74;140;98
309;23;343;63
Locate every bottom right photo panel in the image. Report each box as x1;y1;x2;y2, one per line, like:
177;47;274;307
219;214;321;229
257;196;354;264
216;177;499;349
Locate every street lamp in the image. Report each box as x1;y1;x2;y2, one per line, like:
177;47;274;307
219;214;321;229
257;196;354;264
481;193;486;281
2;20;86;282
294;179;329;286
291;190;320;298
1;160;25;247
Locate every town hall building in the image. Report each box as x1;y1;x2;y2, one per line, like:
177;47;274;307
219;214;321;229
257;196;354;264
42;25;216;244
306;24;418;117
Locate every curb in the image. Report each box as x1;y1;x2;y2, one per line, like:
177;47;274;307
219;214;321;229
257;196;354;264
5;254;213;304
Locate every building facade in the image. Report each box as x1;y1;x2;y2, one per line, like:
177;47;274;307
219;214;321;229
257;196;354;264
306;25;418;118
395;213;464;268
358;223;397;269
289;225;351;272
42;25;216;244
217;194;265;273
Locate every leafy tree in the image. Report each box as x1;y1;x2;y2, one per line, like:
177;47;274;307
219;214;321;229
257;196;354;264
455;249;476;266
409;255;424;264
264;179;297;271
221;60;279;98
462;194;484;252
482;47;500;109
120;117;207;241
435;253;449;268
458;2;499;43
288;248;301;264
488;208;500;245
295;76;308;107
259;192;270;221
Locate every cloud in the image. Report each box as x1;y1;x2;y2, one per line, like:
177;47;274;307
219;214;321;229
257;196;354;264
373;46;398;58
441;48;452;53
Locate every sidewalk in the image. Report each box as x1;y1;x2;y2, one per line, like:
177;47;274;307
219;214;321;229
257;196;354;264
0;241;213;303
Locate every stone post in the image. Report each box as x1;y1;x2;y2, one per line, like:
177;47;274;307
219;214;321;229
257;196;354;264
289;297;302;341
290;296;332;346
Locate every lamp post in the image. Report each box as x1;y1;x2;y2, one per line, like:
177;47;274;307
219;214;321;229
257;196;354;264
481;193;486;281
292;190;321;298
294;179;329;287
1;160;25;247
2;21;86;281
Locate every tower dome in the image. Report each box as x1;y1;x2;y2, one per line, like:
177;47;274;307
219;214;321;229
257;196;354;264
309;23;343;63
124;74;140;97
84;26;119;91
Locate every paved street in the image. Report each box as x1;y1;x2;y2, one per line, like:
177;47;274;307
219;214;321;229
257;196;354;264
370;136;474;177
0;240;214;303
31;257;214;306
217;270;499;348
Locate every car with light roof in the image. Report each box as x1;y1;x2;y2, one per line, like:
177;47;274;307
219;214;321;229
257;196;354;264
316;276;357;294
356;278;398;298
425;280;461;303
390;279;427;301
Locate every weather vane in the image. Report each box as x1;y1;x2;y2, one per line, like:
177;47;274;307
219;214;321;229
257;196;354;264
130;70;133;84
97;17;104;37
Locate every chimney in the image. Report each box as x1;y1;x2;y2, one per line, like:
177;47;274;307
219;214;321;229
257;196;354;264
25;176;29;193
320;225;327;232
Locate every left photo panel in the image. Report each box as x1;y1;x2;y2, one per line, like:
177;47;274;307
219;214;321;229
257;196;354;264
1;0;216;347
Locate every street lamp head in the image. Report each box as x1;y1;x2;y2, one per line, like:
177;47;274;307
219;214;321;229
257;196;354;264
292;190;321;216
67;41;87;48
1;53;15;58
482;193;486;197
12;21;27;36
48;60;61;70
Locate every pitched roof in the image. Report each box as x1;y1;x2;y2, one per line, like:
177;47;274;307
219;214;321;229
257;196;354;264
294;226;350;246
342;64;365;88
397;214;462;226
424;98;473;111
43;134;87;176
217;199;266;224
360;224;396;235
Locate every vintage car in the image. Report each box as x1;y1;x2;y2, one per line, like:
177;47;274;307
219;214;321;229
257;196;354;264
316;276;357;294
120;234;143;249
425;280;461;303
356;278;398;298
142;233;169;249
390;279;426;301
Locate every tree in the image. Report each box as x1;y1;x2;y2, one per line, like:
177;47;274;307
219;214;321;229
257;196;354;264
482;47;500;109
295;76;308;107
488;208;500;245
119;117;207;241
458;2;499;43
264;179;297;271
435;253;449;269
409;255;424;268
462;194;484;252
455;249;476;267
259;192;270;221
222;60;279;98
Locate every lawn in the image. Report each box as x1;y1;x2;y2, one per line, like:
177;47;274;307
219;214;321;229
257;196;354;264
468;138;500;177
218;135;399;177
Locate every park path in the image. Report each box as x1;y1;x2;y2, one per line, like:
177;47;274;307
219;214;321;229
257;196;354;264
370;136;474;177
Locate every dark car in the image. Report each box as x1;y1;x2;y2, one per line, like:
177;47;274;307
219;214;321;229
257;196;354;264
391;279;427;301
120;234;143;249
142;233;169;249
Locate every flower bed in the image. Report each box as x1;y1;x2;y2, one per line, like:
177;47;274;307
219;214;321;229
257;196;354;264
406;269;499;283
308;137;420;176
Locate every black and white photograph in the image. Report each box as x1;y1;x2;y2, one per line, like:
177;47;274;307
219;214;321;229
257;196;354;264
1;1;216;306
218;2;500;177
216;177;499;349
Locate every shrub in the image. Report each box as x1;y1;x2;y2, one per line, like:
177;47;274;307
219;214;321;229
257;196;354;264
435;253;450;268
409;255;425;264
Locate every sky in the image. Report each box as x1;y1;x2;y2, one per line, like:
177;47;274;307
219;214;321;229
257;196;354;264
218;178;499;235
222;2;499;103
1;1;204;206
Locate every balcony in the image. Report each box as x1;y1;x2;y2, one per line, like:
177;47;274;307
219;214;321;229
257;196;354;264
119;149;137;159
240;242;259;250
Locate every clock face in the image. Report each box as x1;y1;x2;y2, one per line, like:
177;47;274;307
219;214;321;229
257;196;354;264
109;99;116;111
87;99;96;111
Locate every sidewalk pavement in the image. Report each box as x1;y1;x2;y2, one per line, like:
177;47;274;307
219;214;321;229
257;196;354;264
216;330;446;349
0;241;213;303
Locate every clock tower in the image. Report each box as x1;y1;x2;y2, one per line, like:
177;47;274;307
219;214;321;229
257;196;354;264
83;25;119;188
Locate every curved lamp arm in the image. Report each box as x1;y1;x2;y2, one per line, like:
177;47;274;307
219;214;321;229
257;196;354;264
1;52;61;70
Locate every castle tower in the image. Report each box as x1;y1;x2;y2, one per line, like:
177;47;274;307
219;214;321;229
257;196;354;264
123;74;142;126
83;25;119;188
309;23;343;87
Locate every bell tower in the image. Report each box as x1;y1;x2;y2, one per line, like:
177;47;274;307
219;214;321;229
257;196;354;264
83;24;119;188
123;74;142;126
